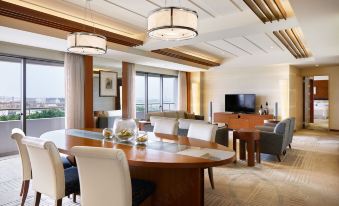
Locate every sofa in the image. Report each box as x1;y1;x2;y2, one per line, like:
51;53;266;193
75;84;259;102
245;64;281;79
146;111;204;121
256;118;294;161
94;110;122;128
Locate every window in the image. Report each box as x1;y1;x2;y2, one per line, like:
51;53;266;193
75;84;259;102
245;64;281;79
135;72;178;120
0;55;64;136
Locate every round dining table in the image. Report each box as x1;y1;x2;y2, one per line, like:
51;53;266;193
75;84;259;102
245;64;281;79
41;128;235;206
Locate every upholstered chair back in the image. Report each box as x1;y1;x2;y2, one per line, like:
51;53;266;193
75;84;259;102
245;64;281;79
274;118;291;151
22;137;65;199
71;146;132;206
10;128;31;181
187;123;218;142
288;117;296;144
153;119;178;135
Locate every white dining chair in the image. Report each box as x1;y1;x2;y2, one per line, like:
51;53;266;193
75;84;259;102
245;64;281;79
71;146;155;206
11;128;31;206
187;123;218;189
22;136;80;206
153;119;178;135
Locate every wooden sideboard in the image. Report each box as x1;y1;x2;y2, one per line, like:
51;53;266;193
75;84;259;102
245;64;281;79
214;113;274;129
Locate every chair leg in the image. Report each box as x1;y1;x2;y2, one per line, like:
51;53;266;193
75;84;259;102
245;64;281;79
21;180;30;206
34;192;41;206
73;193;76;203
20;181;24;196
289;144;292;149
55;198;62;206
276;155;281;162
207;167;215;189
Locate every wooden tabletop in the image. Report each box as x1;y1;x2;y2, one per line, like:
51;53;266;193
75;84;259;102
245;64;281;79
41;128;235;169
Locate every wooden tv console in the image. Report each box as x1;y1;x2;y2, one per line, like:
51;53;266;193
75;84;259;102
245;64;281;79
214;113;274;129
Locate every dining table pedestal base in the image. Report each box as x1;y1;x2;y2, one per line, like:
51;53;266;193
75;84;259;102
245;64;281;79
130;166;204;206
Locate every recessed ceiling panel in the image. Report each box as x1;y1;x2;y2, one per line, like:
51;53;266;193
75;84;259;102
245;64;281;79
192;43;236;58
226;36;266;55
245;33;284;53
207;40;250;56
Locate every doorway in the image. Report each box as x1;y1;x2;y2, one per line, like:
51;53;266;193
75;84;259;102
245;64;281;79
303;75;329;130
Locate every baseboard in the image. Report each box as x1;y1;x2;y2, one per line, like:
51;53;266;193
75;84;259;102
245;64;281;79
330;129;339;132
0;151;18;157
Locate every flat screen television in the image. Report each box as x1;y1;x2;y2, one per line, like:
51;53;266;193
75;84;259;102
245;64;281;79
225;94;256;113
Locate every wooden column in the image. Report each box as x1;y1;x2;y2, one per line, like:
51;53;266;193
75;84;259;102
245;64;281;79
122;62;131;119
84;56;93;128
186;72;191;113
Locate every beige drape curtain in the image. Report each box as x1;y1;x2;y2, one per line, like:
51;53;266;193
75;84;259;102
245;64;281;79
64;53;85;129
178;71;187;111
122;62;136;119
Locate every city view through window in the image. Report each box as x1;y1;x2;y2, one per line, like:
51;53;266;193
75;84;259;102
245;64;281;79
0;59;64;121
135;73;178;119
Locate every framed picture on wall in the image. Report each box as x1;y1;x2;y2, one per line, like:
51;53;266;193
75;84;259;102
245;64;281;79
99;71;117;97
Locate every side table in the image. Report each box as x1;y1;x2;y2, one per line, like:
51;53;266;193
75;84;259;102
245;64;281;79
233;128;260;167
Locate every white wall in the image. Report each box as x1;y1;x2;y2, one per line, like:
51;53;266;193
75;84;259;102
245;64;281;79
202;65;290;120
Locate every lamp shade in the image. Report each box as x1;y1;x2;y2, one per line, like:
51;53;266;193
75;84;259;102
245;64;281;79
67;32;107;55
148;7;198;41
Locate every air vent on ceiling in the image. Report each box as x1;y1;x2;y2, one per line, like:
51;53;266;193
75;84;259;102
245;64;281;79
273;28;311;59
243;0;287;23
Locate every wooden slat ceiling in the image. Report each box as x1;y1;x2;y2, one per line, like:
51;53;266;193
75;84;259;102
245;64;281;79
273;28;310;59
152;49;221;67
0;1;143;47
243;0;287;23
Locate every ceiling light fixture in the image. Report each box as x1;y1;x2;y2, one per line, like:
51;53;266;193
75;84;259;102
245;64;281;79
67;0;107;55
147;7;198;41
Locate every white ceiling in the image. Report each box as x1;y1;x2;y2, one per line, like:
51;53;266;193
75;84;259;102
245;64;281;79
0;0;338;70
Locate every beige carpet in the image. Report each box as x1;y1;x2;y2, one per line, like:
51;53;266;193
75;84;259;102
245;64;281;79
1;130;338;206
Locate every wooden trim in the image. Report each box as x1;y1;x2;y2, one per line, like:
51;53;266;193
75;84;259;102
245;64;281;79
243;0;268;23
84;56;94;128
254;0;274;22
243;0;287;23
309;79;314;123
285;29;306;57
122;62;130;119
0;1;143;47
279;30;301;58
330;129;339;132
273;0;287;19
273;29;311;59
263;0;281;20
152;49;220;67
186;72;191;113
273;31;298;58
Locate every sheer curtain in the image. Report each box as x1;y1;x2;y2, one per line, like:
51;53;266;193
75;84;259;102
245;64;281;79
178;71;187;111
122;62;136;119
64;53;85;129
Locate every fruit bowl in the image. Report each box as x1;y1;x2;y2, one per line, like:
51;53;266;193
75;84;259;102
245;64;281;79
116;129;135;141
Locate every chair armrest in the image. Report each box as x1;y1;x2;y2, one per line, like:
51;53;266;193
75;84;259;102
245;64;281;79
256;126;275;132
264;123;277;127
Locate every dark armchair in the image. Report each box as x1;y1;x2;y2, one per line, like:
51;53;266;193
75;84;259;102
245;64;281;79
259;118;291;161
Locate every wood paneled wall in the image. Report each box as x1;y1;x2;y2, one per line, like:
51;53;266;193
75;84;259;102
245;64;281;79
84;56;94;128
314;80;328;100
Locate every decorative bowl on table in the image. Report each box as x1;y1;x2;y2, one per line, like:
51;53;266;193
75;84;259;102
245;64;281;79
102;128;113;139
136;133;148;145
113;118;138;142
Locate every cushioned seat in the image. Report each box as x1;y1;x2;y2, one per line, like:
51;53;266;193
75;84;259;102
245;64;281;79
132;179;156;206
64;167;80;196
61;156;73;169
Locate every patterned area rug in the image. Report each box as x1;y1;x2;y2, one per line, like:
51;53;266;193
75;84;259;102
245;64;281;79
1;130;338;206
